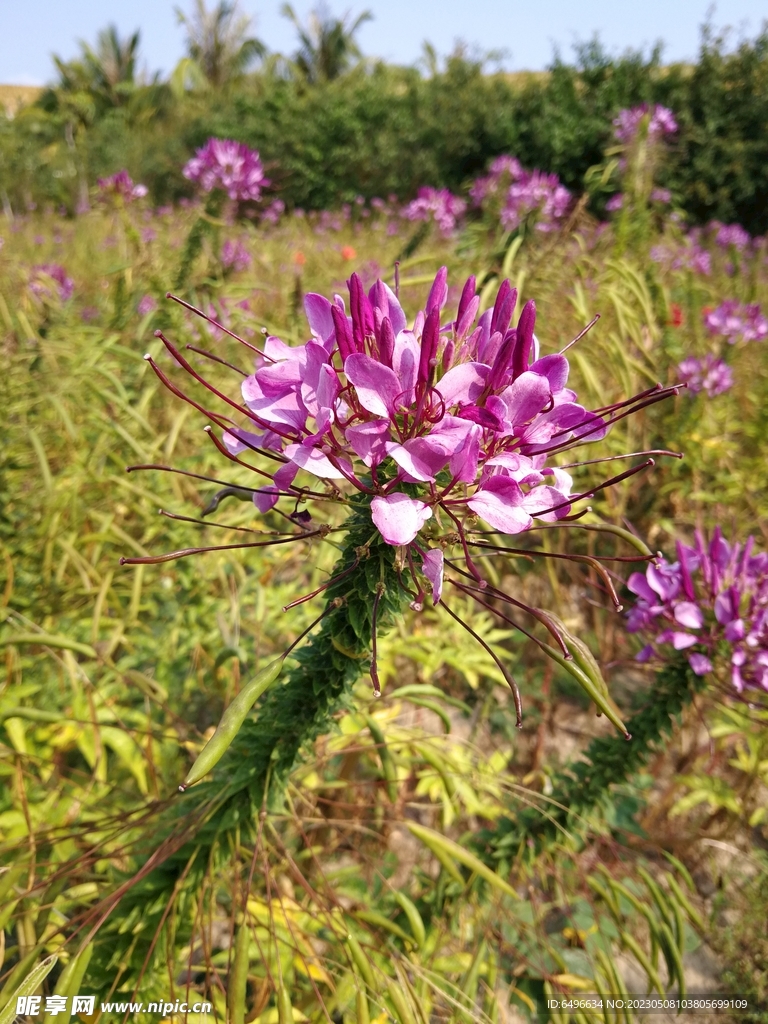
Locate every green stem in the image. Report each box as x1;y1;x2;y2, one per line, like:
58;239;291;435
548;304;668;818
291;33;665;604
474;657;706;868
174;193;224;291
84;498;408;991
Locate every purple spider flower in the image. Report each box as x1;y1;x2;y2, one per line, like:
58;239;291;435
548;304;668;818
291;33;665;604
29;263;74;303
606;194;624;213
142;267;681;622
705;301;768;344
183;138;270;203
469;155;524;205
650;233;712;276
713;222;751;251
97;170;148;202
261;199;285;226
221;239;252;272
402;188;466;235
138;294;157;317
471;155;571;233
677;355;733;397
627;529;768;692
613;104;678;144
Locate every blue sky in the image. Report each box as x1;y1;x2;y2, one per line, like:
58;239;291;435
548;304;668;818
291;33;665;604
1;0;766;85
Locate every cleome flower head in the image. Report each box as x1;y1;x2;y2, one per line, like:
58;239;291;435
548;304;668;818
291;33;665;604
29;263;74;303
402;188;466;235
97;170;148;202
627;529;768;693
704;301;768;345
471;155;572;234
183;137;270;203
677;354;733;397
137;267;680;716
612;104;678;144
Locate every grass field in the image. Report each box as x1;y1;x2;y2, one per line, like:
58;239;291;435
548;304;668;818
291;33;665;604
1;173;767;1021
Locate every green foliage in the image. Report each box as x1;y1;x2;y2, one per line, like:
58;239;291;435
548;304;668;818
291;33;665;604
1;186;766;1015
479;658;707;864
4;27;768;229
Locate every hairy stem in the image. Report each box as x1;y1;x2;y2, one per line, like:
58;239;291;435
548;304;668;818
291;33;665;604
84;498;407;991
475;657;706;867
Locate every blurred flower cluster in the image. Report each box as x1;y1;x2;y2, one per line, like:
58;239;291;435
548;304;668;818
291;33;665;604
402;187;467;235
650;235;711;276
677;354;733;397
96;170;148;202
628;530;768;693
29;263;74;303
612;104;678;144
220;239;252;272
705;301;768;344
713;222;751;251
183;138;270;203
470;155;572;233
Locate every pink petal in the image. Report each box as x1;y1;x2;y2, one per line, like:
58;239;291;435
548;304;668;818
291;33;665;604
344;353;401;417
673;601;704;629
391;330;420;406
468;477;532;534
436;362;489;406
386;438;449;482
529;353;569;392
222;428;267;455
304;293;335;346
253;487;279;512
499;371;550;427
346;419;391;466
242;376;307;430
520;485;571;521
627;572;657;604
688;653;713;675
284;444;350;480
422;549;444;603
371;493;432;545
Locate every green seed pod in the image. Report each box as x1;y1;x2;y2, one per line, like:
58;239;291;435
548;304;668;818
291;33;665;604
365;715;398;803
43;943;93;1024
539;641;630;737
413;742;456;799
355;986;371;1024
346;934;376;992
276;984;293;1024
387;980;417;1024
392;891;426;949
620;930;664;995
181;657;284;789
229;920;250;1024
665;872;704;931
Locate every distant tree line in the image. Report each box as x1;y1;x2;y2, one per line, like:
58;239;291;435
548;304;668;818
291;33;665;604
1;3;767;233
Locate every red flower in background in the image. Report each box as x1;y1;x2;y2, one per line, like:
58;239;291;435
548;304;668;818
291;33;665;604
668;303;684;327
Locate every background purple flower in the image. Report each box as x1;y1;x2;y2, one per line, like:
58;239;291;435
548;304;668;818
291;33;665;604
402;187;466;235
626;529;768;693
471;155;571;233
677;354;733;396
221;239;252;272
713;222;751;251
137;295;157;317
613;104;678;144
97;170;148;202
29;263;74;302
183;138;270;203
261;199;285;226
705;301;768;344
